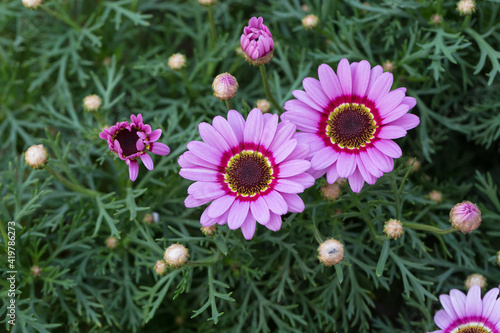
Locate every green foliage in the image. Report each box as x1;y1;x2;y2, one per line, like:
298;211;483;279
1;0;500;332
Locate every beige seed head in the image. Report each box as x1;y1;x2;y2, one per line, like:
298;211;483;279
318;239;344;266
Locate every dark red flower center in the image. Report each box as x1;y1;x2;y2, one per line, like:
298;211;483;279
225;151;273;197
114;128;140;157
456;325;491;333
326;103;377;149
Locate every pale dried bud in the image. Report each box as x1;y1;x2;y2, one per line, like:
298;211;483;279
31;265;42;277
22;0;42;9
212;73;238;101
465;273;486;290
431;14;443;25
154;260;167;275
201;225;217;237
384;219;404;239
198;0;215;5
457;0;476;15
429;190;443;204
301;4;310;12
302;14;319;30
383;61;395;73
164;244;189;268
407;157;421;172
450;201;481;233
106;237;118;249
168;53;186;71
318;239;344;266
102;57;112;66
83;94;102;112
320;183;341;201
256;99;271;113
336;178;348;188
25;144;48;169
143;212;159;224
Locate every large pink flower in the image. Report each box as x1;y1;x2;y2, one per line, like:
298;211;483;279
99;114;170;181
429;284;500;333
178;108;314;240
281;58;420;193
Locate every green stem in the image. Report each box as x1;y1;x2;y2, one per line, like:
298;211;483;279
187;253;219;267
180;68;193;97
45;165;100;197
350;192;378;238
0;220;8;248
311;215;324;244
259;65;284;113
95;112;105;129
461;15;471;30
207;4;216;51
403;222;455;235
224;100;231;112
41;5;81;31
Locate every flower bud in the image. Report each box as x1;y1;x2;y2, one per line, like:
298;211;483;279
496;250;500;267
154;260;167;275
302;14;319;30
164;244;189;268
83;94;102;112
383;61;395;73
450;201;481;233
431;14;443;25
256;99;271;113
457;0;476;15
25;144;48;169
31;265;42;277
465;273;486;290
320;183;341;201
301;4;310;12
241;17;274;66
143;213;155;224
22;0;42;9
212;73;238;101
106;236;118;249
198;0;215;5
201;225;217;237
384;219;404;239
318;239;344;266
407;157;421;173
429;190;443;204
168;53;186;71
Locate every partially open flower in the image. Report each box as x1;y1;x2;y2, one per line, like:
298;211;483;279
201;225;217;237
256;99;271;113
154;260;168;275
318;239;344;266
22;0;42;9
83;94;102;112
168;53;186;71
429;190;443;204
457;0;476;15
164;244;189;268
106;237;117;249
302;14;319;30
25;144;48;169
320;183;341;201
99;114;170;181
384;219;404;239
450;201;481;233
31;265;42;277
212;73;238;101
465;273;487;290
240;17;274;65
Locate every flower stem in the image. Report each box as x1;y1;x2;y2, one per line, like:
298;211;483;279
259;65;283;113
225;100;231;112
45;165;100;197
207;4;216;51
403;222;455;235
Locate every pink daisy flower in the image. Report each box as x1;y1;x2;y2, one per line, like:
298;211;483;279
429;284;500;333
240;16;274;65
281;58;420;193
178;108;314;240
99;114;170;181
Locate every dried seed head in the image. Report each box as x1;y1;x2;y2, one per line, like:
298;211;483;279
457;0;476;15
384;219;404;239
320;183;341;201
164;244;189;268
154;260;167;275
465;273;486;290
256;99;271;113
450;201;481;233
212;73;238;101
318;239;344;266
22;0;42;9
31;265;42;277
429;190;443;204
83;94;102;112
383;61;395;73
106;237;118;250
302;14;319;30
168;53;186;71
25;144;48;169
201;225;217;237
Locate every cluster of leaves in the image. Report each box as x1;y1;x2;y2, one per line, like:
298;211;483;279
1;0;500;332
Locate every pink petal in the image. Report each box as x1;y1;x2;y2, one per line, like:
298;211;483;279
347;169;364;193
265;213;282;231
285;143;310;161
128;159;139;182
292;90;325;113
356;156;377;185
149;142;170;155
179;168;219;182
262;190;288;215
367;72;393;103
213;116;239;149
326;164;339;183
281;193;305;213
200;208;219;227
311;146;338;170
318;63;344;103
439;295;459;321
294;132;326;156
373;139;402;159
489;298;500;327
140;154;154;170
208;195;236;218
227;109;246;143
228;200;249;230
269;122;296;152
244;108;264;145
185;194;213;208
284;173;315;189
359;150;383;178
187;182;227;200
377;126;407;139
251;196;270;225
367;65;383;89
337;58;352;99
274;179;305;193
240;214;257;240
273;139;297;164
377;90;406;118
336;151;356;178
281;110;321;132
401;96;417;109
465;285;482;318
148;129;162;142
278;160;311;177
387;113;420;130
381;104;410;124
260;114;278;150
352;60;371;97
482;287;500;318
434;310;453;330
136;139;145;151
199;122;230;152
366;147;392;173
99;131;108;140
182;151;218;169
450;289;467;319
303;77;330;110
187;141;222;165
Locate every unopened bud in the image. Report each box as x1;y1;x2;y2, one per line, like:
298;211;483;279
25;144;48;169
429;190;443;204
457;0;476;15
318;239;344;266
168;53;186;71
384;219;404;239
450;201;481;233
201;225;217;237
212;73;238;101
320;183;341;201
154;260;167;275
143;212;159;224
198;0;215;4
31;265;42;277
106;237;118;249
164;244;189;268
496;251;500;267
431;14;443;25
383;61;395;73
22;0;42;9
301;4;310;12
465;273;486;290
407;157;421;173
256;99;271;113
302;14;319;30
83;94;102;112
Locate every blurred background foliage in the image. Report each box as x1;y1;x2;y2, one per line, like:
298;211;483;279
1;0;500;332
